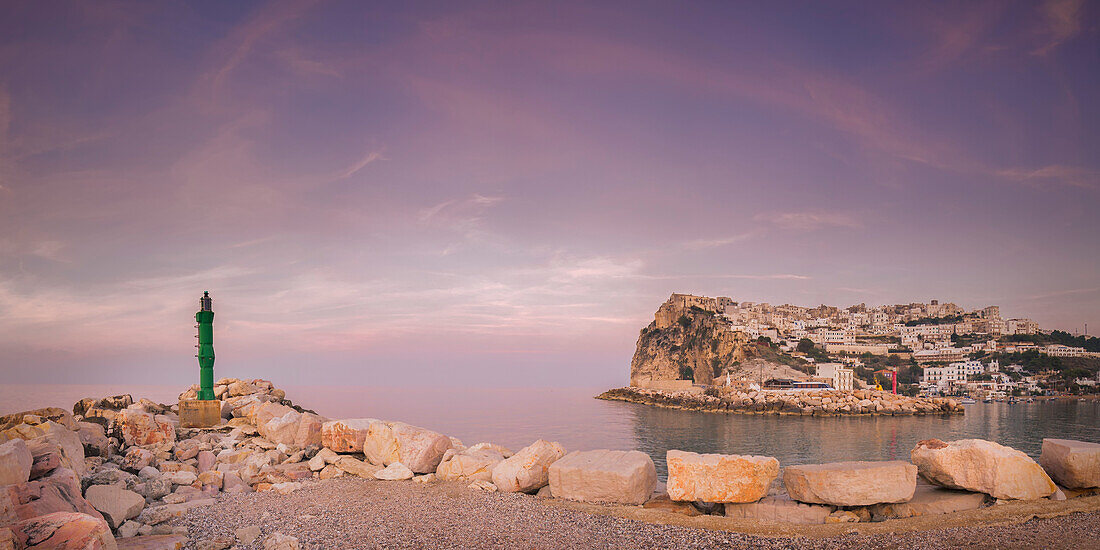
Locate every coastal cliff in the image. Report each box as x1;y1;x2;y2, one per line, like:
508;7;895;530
630;295;748;387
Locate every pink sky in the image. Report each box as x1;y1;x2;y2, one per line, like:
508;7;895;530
0;1;1097;388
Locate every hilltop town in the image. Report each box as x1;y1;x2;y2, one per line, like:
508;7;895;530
627;293;1100;400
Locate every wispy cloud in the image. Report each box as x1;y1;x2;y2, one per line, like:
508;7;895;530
1032;0;1085;55
754;211;862;230
683;232;756;250
996;165;1098;190
1025;287;1100;301
337;151;384;179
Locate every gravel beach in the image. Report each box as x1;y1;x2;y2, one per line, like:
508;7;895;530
174;478;1100;549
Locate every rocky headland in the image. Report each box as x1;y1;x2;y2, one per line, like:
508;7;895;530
0;378;1098;549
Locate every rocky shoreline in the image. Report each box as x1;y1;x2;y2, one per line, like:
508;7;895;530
596;386;965;415
0;378;1096;550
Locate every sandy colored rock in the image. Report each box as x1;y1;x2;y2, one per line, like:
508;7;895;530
0;439;32;485
548;449;656;505
783;460;916;506
85;485;146;529
117;409;175;447
362;421;397;465
261;411;302;446
724;494;836;524
374;462;414;481
912;438;1056;500
334;457;381;479
666;450;778;503
390;423;452;473
263;533;300;550
6;512;116;550
320;419;375;453
293;413;326;448
436;448;505;482
492;439;565;493
0;468;103;525
862;480;989;520
236;525;261;545
1041;439;1100;489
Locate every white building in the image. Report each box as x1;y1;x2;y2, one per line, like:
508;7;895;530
816;363;854;391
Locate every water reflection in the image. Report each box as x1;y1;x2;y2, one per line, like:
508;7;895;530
617;399;1100;478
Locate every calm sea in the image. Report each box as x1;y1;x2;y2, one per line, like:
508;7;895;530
4;384;1099;479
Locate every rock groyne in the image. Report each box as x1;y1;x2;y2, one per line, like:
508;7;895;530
596;387;965;415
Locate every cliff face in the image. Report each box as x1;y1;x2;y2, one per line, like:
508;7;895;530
630;297;747;386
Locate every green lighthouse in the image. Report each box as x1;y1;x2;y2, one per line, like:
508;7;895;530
195;291;215;400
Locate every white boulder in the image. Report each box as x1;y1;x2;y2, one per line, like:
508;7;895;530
666;450;778;503
911;439;1056;500
491;439;565;493
548;449;656;505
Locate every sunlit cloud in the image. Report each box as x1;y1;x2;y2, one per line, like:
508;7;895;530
754;211;862;230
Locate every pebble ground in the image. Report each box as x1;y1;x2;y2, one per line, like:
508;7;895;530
175;478;1100;549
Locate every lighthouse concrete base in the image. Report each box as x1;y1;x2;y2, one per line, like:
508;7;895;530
179;399;222;428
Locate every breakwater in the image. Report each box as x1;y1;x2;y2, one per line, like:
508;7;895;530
597;386;965;415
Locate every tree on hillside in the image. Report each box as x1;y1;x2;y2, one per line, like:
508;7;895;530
796;338;815;354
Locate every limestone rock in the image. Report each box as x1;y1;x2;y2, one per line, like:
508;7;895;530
642;494;703;516
666;450;778;503
263;533;300;550
0;439;32;485
468;480;497;492
117;410;175;447
436;448;505;483
492;440;565;493
137;499;215;525
724;494;835;524
784;461;916;506
1040;439;1100;489
318;464;345;480
235;526;261;545
390;423;452;473
373;462;414;481
548;449;656;505
293;413;326;448
261;412;302;446
85;485;146;529
197;451;215;473
0;407;76;432
862;480;989;520
5;512;116;550
0;468;103;525
320;419;375;453
162;471;197;486
76;422;111;458
911;439;1056;500
334;457;381;479
122;448;155;473
362;421;397;465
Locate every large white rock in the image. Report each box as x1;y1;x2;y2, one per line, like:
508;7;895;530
666;450;778;503
117;409;175;447
548;449;656;505
294;413;326;448
359;421;452;473
335;457;382;479
261;411;302;446
784;461;917;506
374;462;414;481
84;485;146;529
491;439;565;493
911;439;1056;500
437;448;507;482
391;423;453;473
0;438;32;485
321;419;376;453
1040;438;1100;489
